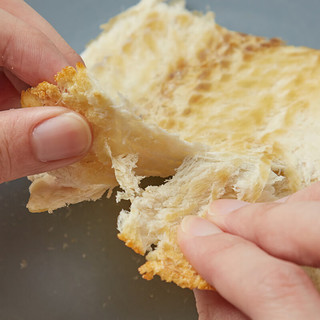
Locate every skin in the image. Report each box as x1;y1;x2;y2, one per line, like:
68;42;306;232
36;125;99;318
178;182;320;320
0;0;91;183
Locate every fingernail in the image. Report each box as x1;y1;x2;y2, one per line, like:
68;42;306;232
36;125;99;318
181;216;222;237
208;199;248;216
32;112;92;162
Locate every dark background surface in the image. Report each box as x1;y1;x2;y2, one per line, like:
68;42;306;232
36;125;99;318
1;0;320;319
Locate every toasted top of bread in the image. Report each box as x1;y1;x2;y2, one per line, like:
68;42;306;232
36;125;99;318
23;0;320;290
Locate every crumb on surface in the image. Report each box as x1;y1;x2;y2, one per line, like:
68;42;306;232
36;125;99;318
20;259;28;270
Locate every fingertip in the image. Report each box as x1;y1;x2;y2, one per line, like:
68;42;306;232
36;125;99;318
64;50;86;69
32;110;92;162
0;107;92;183
0;9;70;86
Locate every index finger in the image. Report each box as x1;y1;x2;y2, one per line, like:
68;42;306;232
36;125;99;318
0;0;82;66
207;198;320;267
0;9;69;85
178;216;320;320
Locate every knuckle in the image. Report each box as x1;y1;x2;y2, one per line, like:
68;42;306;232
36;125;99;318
257;263;312;303
1;17;18;68
0;15;48;76
252;202;278;224
198;309;210;320
206;235;244;258
251;203;283;245
203;234;249;283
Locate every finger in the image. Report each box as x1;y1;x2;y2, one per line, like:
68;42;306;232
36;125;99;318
207;198;320;267
4;69;30;92
0;8;69;85
194;289;249;320
0;0;82;66
286;182;320;202
0;71;20;110
178;216;320;320
0;107;92;183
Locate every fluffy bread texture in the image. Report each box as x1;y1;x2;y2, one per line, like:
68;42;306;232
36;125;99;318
22;63;204;213
22;0;320;290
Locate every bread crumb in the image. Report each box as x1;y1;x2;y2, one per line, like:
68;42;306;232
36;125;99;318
102;296;112;308
65;209;72;219
20;259;28;270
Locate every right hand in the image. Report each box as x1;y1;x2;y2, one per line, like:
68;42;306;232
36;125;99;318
178;182;320;319
0;0;92;184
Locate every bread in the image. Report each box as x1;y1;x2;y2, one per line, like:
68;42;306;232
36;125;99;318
22;0;320;290
22;63;204;212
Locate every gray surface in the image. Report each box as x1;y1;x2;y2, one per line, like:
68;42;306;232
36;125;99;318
1;0;319;319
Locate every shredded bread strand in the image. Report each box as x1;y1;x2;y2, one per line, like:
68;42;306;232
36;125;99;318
22;63;204;213
22;0;320;290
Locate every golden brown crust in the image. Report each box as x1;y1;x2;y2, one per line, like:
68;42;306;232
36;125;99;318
117;233;145;256
138;226;213;290
139;260;213;290
119;229;211;290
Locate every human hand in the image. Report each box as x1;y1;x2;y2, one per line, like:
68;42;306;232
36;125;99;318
178;182;320;319
0;0;92;183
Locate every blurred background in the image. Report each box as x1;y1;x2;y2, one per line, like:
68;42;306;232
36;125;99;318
1;0;320;319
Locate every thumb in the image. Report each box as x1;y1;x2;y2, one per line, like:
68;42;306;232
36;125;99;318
0;107;92;183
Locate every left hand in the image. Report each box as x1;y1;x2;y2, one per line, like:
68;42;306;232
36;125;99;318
0;0;81;109
0;0;92;183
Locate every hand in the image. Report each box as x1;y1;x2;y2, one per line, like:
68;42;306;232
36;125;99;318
178;182;320;319
0;0;92;183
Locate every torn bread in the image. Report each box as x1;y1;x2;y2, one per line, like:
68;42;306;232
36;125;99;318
22;0;320;290
21;63;205;212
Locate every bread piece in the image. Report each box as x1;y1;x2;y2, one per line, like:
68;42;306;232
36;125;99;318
21;63;205;212
116;151;278;289
81;0;320;289
23;0;320;290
